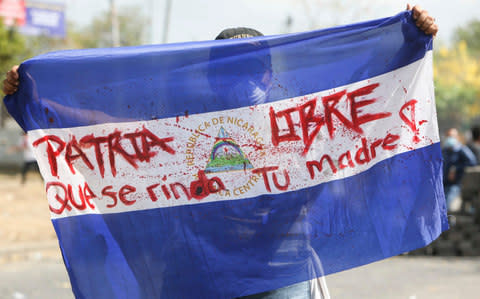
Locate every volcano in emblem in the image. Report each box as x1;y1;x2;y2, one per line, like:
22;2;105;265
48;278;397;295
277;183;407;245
205;127;254;173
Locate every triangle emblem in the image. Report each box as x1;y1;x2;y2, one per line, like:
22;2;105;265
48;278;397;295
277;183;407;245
205;127;254;173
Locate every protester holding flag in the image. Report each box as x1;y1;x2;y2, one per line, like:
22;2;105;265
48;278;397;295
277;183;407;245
2;4;441;299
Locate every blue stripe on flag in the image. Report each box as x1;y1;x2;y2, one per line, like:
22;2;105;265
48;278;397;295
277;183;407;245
52;143;447;299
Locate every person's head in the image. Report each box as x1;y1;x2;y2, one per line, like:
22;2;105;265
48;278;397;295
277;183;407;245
215;27;264;40
208;27;272;105
471;126;480;142
444;128;460;149
446;128;458;139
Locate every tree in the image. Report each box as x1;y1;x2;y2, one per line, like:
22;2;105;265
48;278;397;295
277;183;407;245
454;19;480;55
434;19;480;132
0;19;29;126
434;41;480;131
0;21;27;78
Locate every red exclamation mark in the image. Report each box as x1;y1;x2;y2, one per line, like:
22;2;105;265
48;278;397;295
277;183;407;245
399;99;421;144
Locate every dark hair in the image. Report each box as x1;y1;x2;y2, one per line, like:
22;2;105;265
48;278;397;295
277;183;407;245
472;126;480;141
215;27;264;40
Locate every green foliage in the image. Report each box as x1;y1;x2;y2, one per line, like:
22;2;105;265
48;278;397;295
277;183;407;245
0;20;27;76
434;40;480;130
433;19;480;131
0;19;30;124
454;19;480;55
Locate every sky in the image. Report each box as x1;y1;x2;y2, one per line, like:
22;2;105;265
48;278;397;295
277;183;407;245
57;0;480;45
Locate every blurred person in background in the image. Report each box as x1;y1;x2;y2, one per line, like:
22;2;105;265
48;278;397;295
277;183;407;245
442;128;477;211
467;126;480;164
9;132;38;184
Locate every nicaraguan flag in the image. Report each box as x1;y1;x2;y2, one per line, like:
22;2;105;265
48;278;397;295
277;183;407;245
5;11;447;299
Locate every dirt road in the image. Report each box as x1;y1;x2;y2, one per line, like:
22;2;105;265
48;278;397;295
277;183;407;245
0;173;59;264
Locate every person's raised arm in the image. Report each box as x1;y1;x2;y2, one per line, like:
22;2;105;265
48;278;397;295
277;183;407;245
2;65;19;95
407;4;438;36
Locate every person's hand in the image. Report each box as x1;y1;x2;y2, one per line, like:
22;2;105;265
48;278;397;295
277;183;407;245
2;65;19;95
407;4;438;37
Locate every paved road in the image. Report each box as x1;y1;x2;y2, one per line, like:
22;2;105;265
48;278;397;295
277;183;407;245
1;256;479;298
0;259;73;299
327;256;480;299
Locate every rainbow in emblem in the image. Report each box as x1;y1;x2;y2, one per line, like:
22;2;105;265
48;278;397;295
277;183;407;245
205;127;254;173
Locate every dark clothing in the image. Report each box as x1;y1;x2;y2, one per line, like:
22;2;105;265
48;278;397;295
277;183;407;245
442;146;477;186
467;142;480;165
21;161;38;184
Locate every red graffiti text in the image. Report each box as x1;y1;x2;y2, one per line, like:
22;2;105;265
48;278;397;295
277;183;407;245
269;83;392;154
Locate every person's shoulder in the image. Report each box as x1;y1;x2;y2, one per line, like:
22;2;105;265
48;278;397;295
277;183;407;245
460;144;478;164
461;144;474;153
466;142;477;150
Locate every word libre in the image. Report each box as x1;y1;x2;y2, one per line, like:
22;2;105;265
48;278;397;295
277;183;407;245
269;83;421;154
